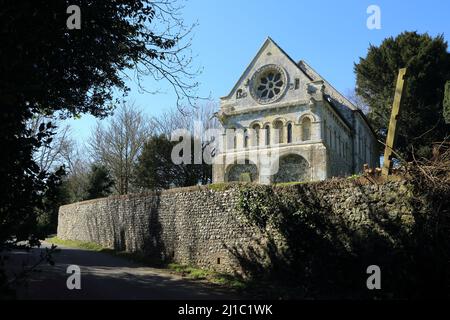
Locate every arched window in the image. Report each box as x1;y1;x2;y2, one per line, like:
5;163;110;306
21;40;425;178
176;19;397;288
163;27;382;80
265;125;270;146
301;117;311;141
334;131;337;150
345;141;349;160
226;128;236;150
273;154;310;183
363;140;366;163
243;129;249;148
252;124;260;146
273;120;283;144
226;161;258;182
329;129;332;148
287;123;292;143
338;136;341;156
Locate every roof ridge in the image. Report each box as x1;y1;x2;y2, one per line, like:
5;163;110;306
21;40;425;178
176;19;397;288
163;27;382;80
298;60;358;111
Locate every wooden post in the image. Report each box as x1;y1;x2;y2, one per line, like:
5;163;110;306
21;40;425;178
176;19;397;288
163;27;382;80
382;68;407;176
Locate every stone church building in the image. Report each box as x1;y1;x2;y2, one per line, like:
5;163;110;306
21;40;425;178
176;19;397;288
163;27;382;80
212;38;379;184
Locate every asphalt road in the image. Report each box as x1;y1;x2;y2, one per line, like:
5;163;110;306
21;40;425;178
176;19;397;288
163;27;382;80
5;242;239;300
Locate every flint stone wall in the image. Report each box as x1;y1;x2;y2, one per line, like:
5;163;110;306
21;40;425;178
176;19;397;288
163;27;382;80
57;179;415;274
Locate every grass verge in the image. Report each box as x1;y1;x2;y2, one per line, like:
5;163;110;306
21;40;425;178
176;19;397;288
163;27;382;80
274;181;309;187
167;263;246;289
46;237;105;251
207;182;233;191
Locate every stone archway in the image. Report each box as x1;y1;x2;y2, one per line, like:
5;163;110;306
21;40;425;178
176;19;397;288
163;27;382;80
226;160;258;182
272;154;309;183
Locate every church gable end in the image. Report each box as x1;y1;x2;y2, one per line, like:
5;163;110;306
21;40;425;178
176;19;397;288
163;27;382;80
221;38;312;112
213;37;380;185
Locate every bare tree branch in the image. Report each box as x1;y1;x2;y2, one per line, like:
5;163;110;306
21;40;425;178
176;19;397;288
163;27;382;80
88;103;154;194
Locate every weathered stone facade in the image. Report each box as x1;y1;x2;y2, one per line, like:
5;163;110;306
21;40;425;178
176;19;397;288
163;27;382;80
58;179;416;276
213;38;379;184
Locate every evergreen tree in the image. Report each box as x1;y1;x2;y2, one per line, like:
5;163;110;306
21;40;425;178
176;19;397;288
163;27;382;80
134;135;211;190
86;164;114;200
37;168;71;236
134;135;180;190
354;31;450;159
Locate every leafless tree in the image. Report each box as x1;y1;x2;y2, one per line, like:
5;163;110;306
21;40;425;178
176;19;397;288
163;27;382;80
151;101;220;157
346;88;370;115
27;114;73;173
152;101;219;137
130;0;202;110
89;103;153;195
62;141;91;202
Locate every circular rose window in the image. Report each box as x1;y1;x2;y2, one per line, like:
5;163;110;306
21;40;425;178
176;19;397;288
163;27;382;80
250;65;287;104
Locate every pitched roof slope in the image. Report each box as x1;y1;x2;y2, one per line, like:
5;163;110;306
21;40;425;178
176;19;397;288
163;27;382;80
220;37;376;137
298;60;358;111
299;60;376;136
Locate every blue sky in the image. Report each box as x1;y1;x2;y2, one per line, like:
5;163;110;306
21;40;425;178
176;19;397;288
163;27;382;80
67;0;450;142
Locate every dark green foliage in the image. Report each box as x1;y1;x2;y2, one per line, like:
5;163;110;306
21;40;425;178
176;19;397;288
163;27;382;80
0;123;62;246
354;31;450;159
0;0;191;246
134;135;211;190
62;172;89;204
134;135;178;190
235;180;450;299
86;164;114;200
1;1;189;119
444;81;450;124
0;0;193;296
37;169;72;236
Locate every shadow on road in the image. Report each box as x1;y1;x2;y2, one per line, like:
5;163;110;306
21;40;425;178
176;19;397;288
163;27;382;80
5;243;239;300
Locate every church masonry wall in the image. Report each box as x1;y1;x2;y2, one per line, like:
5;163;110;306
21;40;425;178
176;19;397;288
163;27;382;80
214;101;328;183
320;101;353;177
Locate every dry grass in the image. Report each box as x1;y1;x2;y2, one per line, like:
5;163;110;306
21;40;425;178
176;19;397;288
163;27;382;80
408;141;450;191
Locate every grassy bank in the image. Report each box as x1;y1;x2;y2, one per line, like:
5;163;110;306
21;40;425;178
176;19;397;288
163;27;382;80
46;237;105;251
166;263;246;289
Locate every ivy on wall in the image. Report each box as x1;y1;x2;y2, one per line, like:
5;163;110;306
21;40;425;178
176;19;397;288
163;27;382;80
234;179;449;299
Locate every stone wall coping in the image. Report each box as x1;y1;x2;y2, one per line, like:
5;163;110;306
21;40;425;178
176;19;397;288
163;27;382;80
59;175;406;210
59;183;241;209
